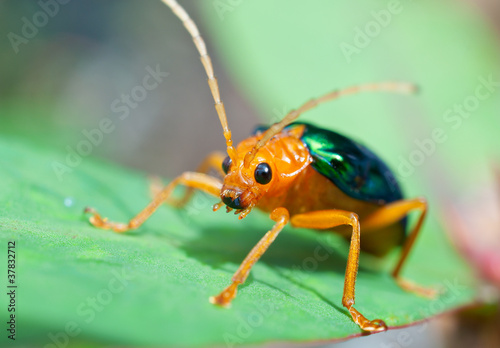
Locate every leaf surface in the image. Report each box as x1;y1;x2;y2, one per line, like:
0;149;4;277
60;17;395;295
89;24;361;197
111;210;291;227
0;135;474;347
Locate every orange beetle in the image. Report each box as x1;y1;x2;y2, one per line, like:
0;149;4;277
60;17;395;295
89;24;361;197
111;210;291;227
85;0;433;332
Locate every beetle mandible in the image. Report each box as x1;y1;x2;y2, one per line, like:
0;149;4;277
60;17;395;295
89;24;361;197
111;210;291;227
85;0;433;332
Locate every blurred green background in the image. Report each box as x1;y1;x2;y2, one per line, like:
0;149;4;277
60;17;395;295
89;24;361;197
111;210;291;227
0;0;258;178
1;0;500;347
1;0;499;195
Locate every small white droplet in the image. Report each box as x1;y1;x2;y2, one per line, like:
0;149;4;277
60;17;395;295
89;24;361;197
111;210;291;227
64;197;74;207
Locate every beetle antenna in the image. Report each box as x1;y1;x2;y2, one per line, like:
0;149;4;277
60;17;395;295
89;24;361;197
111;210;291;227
244;82;416;167
161;0;237;163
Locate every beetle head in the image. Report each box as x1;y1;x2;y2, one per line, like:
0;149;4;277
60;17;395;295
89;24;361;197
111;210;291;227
218;126;311;218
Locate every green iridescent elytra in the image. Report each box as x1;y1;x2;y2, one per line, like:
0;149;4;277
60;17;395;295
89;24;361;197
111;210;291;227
254;122;404;206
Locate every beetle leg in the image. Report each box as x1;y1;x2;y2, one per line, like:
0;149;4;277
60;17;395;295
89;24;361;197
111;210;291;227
362;197;436;297
85;172;222;233
210;207;290;306
291;210;387;332
150;152;226;208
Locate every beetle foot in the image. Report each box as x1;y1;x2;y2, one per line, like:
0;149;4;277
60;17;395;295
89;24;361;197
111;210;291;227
348;306;387;332
209;282;239;307
362;319;388;332
84;207;130;233
396;278;439;299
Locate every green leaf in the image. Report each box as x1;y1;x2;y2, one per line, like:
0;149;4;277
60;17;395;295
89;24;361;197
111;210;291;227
0;132;476;347
3;0;498;344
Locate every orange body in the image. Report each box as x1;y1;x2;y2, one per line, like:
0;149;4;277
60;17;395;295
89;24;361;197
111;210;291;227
222;124;405;256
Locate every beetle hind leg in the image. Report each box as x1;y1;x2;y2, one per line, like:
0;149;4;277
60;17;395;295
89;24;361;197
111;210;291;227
291;210;387;332
362;197;437;298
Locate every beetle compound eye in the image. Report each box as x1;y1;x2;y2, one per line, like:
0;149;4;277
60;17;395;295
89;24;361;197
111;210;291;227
222;156;232;174
254;163;272;185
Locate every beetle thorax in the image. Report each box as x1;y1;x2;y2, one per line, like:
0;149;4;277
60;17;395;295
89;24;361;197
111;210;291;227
220;125;313;212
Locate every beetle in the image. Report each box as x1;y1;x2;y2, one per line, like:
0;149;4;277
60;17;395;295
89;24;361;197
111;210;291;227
85;0;433;332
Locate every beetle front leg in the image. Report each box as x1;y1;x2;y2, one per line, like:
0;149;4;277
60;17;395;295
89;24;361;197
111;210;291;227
291;210;387;332
85;172;222;233
210;207;290;306
150;152;226;208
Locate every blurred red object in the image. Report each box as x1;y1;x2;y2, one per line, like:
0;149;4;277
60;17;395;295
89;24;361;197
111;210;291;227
442;167;500;348
445;167;500;289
